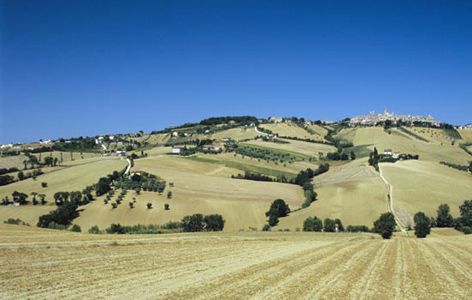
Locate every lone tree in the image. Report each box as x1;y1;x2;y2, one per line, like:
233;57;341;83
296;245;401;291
164;203;169;210
413;212;431;238
373;212;396;239
458;200;472;228
436;204;454;227
147;202;152;209
203;214;225;231
266;199;290;218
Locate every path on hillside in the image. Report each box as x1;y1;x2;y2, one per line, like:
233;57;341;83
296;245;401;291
378;165;408;235
254;126;268;135
124;158;132;177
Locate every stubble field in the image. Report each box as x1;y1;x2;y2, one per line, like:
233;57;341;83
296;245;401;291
0;224;471;300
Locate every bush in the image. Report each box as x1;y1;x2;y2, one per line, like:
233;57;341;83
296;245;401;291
147;202;152;209
181;214;205;232
88;225;101;234
164;203;170;210
373;213;396;239
106;223;125;234
346;225;370;233
268;214;279;227
413;212;431;238
70;224;82;232
262;224;271;231
41;182;48;188
4;218;27;225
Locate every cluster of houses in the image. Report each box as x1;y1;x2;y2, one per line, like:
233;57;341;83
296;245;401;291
101;150;127;157
349;109;443;127
268;116;333;126
458;124;472;130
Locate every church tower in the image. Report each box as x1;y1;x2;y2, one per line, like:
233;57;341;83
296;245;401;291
384;108;387;116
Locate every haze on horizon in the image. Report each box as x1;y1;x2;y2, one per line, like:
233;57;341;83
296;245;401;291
1;0;472;144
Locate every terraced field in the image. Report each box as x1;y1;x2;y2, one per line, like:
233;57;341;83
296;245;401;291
1;225;471;299
337;127;471;164
260;123;315;139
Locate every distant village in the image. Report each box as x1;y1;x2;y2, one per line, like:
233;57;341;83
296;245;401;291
348;109;443;127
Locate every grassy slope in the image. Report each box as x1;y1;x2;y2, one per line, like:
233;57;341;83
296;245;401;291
75;156;304;231
337;127;472;164
0;155;29;169
0;158;127;225
260;123;315;139
381;160;472;227
243;139;336;157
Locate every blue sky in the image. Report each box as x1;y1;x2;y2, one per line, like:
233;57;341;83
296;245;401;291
1;0;472;143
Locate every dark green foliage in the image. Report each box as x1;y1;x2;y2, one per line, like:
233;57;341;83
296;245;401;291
37;201;79;228
439;161;470;172
324;218;336;232
268;214;279;226
164;203;169;210
457;200;472;232
335;219;344;232
4;218;28;226
199;116;258;126
373;213;396;239
266;199;290;218
0;167;19;175
0;175;14;186
70;224;82;232
413;212;431;238
303;216;323;232
96;177;112;196
147;203;152;209
12;191;29;205
262;224;271;231
106;223;125;234
41;182;48;188
203;214;225;231
346;225;370;233
88;225;101;234
436;204;454;227
181;214;205;232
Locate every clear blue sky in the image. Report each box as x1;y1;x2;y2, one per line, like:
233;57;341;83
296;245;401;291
1;0;471;143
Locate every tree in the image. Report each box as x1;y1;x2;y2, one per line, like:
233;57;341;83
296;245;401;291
436;204;454;227
262;224;271;231
268;214;279;226
469;162;472;173
203;214;225;231
164;203;169;210
458;200;472;227
350;151;356;160
373;213;396;239
39;194;46;205
31;192;38;205
37;201;79;228
129;202;134;208
335;219;344;232
44;156;53;167
324;218;336;232
147;202;152;209
303;216;323;232
181;214;205;232
18;171;25;181
413;212;431;238
265;199;290;218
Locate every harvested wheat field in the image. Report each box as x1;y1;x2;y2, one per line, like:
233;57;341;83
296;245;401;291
260;123;315;139
0;224;471;299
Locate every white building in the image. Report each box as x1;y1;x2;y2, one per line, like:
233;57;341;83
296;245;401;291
172;147;183;154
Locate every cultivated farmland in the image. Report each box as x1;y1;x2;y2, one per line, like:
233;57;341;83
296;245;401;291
1;224;471;299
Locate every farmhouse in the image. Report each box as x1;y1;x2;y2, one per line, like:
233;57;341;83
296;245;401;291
203;142;223;151
269;116;283;123
172;147;183;154
384;149;393;156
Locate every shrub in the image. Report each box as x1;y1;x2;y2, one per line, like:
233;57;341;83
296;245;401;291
346;225;370;233
70;224;82;232
147;203;152;209
41;182;48;188
106;223;125;234
88;225;101;234
268;214;279;226
266;199;290;218
262;224;271;231
164;203;169;210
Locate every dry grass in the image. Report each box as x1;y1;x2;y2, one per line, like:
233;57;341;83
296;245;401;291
74;156;305;231
0;224;471;299
260;123;315;139
458;129;472;143
210;127;260;141
381;160;472;227
0;155;29;170
337;127;471;164
0;158;128;225
243;139;336;158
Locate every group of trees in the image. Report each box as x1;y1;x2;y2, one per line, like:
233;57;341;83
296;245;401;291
37;201;79;228
181;214;225;232
303;217;344;232
199;116;258;126
234;146;300;165
292;166;329;208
